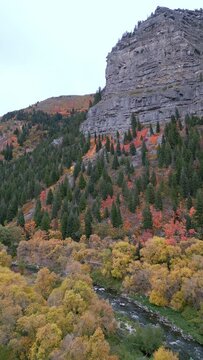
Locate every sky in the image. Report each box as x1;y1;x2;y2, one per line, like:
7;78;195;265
0;0;202;115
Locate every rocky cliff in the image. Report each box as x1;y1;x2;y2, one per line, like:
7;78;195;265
81;7;203;134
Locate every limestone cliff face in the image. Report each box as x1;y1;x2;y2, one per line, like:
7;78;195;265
81;7;203;134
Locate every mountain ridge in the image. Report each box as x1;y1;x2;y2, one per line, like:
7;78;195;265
81;6;203;135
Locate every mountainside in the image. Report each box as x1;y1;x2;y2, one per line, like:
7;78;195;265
81;7;203;134
27;94;93;115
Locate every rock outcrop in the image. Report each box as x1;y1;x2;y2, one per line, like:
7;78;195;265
81;7;203;134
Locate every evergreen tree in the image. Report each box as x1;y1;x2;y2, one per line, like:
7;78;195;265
112;154;119;170
41;211;50;231
85;209;92;238
117;171;124;187
116;141;121;156
73;160;81;179
105;136;110;152
87;161;92;176
141;140;147;166
180;168;189;198
137;119;142;131
92;199;101;222
195;190;203;228
155;190;163;211
131;113;137;138
146;183;155;204
17;209;25;228
142;206;153;229
111;202;122;228
79;193;87;212
127;129;133;142
46;189;53;205
110;142;115;155
149;124;154;136
130;142;136;156
78;173;86;190
61;212;68;239
66;212;80;240
34;199;42;227
51;191;62;219
185;214;192;231
156;121;160;133
128;194;137;213
150;171;157;186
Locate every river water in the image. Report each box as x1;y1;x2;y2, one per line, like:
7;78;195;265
95;287;203;360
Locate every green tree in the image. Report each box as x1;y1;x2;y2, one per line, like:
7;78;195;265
78;174;86;190
141;140;147;166
46;189;53;205
142;206;153;229
155;190;163;211
112;154;119;170
117;171;124;187
131;113;137;137
17;209;25;228
195;189;203;228
130;143;136;156
156;121;160;133
61;212;68;239
85;209;92;238
149;124;154;136
34;199;42;227
111;202;122;228
41;211;51;231
146;183;155;204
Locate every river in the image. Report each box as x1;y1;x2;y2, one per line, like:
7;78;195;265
95;286;203;360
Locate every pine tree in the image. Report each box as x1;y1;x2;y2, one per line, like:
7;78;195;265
180;168;189;198
51;191;62;219
186;196;193;210
116;141;121;156
78;174;86;189
131;113;137;138
17;209;25;228
185;214;192;231
156;121;160;133
141;140;147;166
79;193;87;212
41;211;50;231
105;136;110;152
85;209;92;238
137;119;142;131
111;202;122;227
127;129;133;142
112;154;119;170
130;142;136;156
195;190;203;228
142;206;153;229
117;171;124;187
110;142;115;155
87;161;92;176
149;124;154;136
150;171;157;186
128;194;136;213
34;199;42;227
46;189;53;205
155;190;163;211
146;183;155;204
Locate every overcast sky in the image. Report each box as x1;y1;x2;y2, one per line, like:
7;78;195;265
0;0;202;115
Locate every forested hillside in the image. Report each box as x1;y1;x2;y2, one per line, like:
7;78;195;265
0;109;203;359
